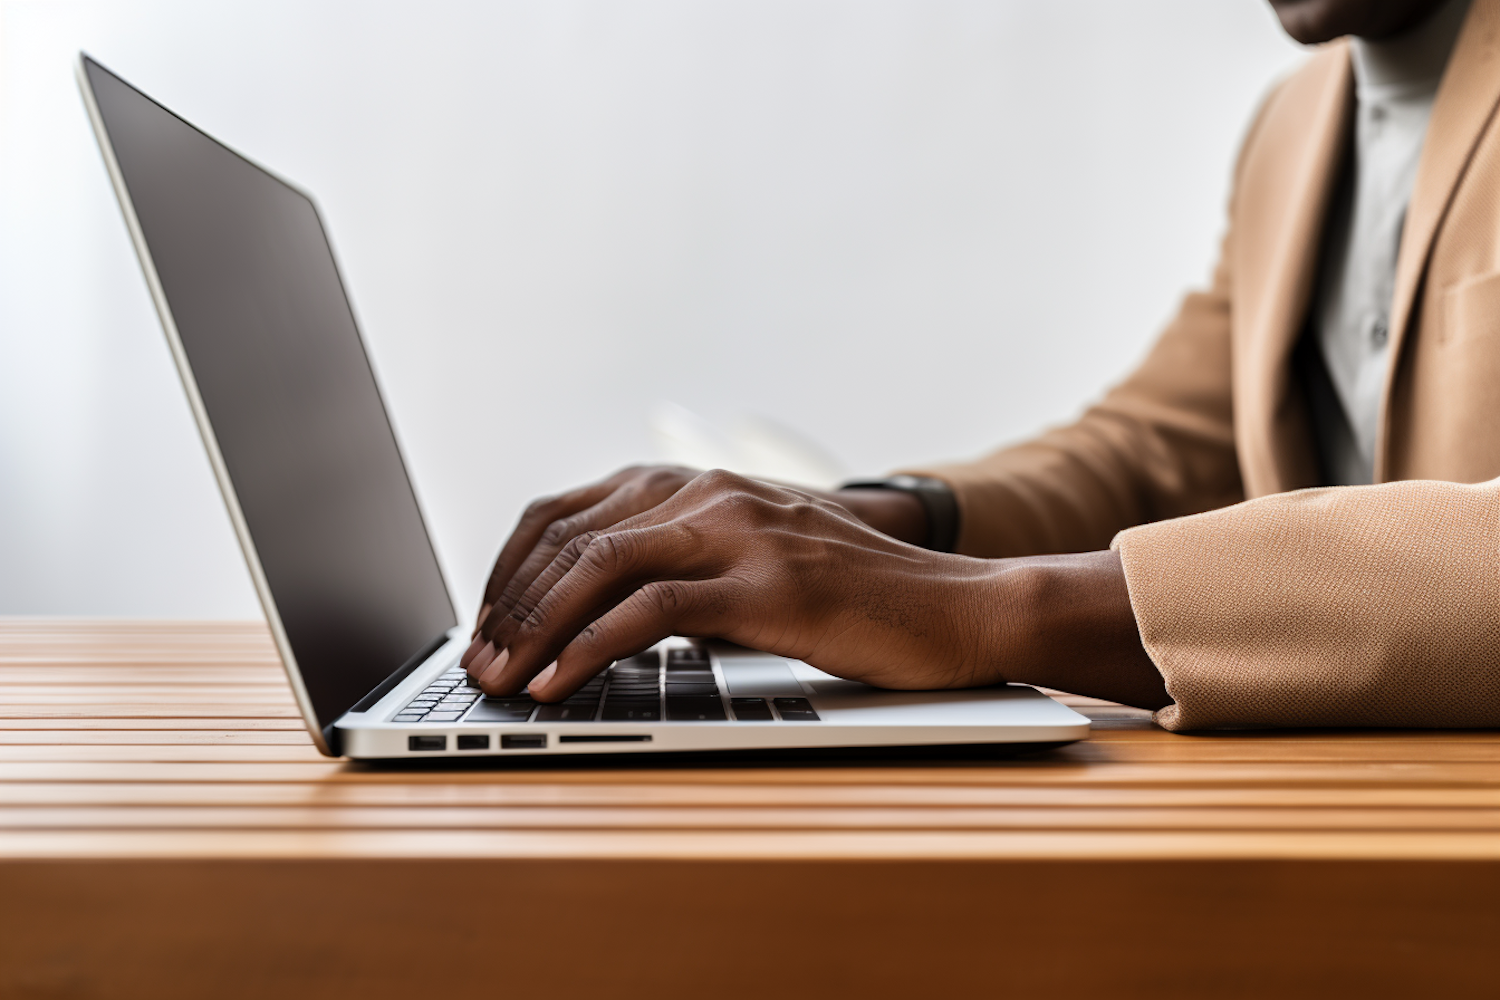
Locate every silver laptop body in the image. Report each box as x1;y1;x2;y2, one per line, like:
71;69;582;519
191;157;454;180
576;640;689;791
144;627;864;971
78;54;1089;759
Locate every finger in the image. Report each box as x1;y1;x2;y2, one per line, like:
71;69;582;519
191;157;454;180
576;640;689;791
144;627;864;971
477;529;601;650
460;633;490;676
464;642;507;684
475;472;637;628
479;481;675;641
529;579;738;701
474;479;711;653
476;524;713;695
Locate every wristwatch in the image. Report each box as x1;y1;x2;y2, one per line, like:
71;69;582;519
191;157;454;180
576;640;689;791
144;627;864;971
839;474;960;553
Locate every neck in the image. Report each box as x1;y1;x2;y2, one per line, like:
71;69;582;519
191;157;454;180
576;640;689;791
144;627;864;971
1352;0;1472;92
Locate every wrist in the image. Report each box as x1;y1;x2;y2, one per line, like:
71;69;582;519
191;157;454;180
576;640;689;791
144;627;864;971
981;551;1170;710
834;487;927;546
839;475;958;551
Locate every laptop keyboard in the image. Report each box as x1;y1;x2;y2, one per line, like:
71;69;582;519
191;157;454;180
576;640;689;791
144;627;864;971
391;647;819;724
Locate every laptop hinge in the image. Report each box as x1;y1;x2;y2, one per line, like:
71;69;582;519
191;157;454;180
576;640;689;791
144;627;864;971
347;631;452;715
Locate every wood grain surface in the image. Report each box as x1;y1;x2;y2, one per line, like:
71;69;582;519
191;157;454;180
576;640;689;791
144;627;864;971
1;619;1496;999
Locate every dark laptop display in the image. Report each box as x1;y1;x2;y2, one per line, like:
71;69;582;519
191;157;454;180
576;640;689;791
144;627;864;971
83;57;456;729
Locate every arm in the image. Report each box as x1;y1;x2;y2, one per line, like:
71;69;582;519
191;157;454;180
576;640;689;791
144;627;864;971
1116;478;1500;730
902;253;1245;558
897;80;1298;560
463;470;1168;710
466;468;1500;732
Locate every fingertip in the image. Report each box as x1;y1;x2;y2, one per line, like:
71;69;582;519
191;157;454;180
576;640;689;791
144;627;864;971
459;634;488;671
476;646;510;693
526;661;559;699
469;642;499;681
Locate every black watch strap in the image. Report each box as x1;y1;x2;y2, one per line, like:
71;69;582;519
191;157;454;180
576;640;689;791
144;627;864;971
839;474;960;553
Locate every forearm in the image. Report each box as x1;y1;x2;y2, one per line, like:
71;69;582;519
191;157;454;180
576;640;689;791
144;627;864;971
1115;479;1500;731
987;550;1169;710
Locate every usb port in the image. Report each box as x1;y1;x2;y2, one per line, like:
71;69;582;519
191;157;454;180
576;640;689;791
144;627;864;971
500;733;547;750
456;734;490;751
408;735;446;752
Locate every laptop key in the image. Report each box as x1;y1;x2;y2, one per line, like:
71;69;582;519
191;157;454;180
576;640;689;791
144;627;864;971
666;683;718;698
426;711;464;722
466;699;535;723
773;698;820;722
666;669;714;682
601;704;661;721
729;698;773;722
535;704;597;722
666;697;727;722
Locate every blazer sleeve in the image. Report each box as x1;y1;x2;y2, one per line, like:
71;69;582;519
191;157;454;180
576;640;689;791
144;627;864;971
901;259;1245;557
896;84;1294;559
1114;478;1500;731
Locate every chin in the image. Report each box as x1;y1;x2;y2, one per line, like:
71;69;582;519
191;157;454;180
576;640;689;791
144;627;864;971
1268;0;1436;45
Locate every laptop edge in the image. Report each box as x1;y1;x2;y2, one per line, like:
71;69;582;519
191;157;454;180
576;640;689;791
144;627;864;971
77;53;1091;760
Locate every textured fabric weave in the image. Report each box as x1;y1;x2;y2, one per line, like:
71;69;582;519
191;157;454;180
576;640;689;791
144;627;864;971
1114;480;1500;730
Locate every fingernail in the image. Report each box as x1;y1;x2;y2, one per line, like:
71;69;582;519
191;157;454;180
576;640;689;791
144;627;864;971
469;641;497;677
478;646;510;690
460;635;488;670
527;661;558;697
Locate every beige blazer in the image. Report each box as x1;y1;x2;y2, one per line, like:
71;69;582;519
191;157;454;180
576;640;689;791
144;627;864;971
909;1;1500;730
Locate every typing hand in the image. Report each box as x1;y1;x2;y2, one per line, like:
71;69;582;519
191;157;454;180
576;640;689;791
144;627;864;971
461;470;1012;701
462;464;933;672
466;464;701;641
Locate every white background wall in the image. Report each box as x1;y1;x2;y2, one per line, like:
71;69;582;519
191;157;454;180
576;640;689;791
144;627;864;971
0;0;1303;621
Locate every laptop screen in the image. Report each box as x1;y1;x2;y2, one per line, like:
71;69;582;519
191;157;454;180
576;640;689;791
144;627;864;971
83;57;458;730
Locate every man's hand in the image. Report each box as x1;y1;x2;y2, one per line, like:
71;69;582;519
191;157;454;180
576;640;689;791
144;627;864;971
470;465;702;640
463;470;1169;709
466;464;928;644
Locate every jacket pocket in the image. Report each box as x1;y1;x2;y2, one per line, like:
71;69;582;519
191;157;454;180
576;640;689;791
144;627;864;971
1442;269;1500;345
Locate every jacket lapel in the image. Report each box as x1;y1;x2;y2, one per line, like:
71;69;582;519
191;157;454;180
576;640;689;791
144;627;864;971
1377;0;1500;479
1233;45;1353;498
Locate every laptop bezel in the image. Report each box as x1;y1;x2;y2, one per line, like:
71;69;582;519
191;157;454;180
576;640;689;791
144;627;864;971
75;53;461;755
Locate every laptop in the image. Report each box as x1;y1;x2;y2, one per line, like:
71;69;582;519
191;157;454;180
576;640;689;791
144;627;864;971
76;54;1090;759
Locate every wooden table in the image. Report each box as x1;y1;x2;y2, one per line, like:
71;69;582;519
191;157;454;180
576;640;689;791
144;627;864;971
1;620;1496;999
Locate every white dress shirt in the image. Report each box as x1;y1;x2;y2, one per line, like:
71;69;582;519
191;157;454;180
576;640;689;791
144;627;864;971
1304;0;1471;485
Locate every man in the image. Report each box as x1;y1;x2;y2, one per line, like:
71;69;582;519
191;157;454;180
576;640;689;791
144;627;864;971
464;0;1500;731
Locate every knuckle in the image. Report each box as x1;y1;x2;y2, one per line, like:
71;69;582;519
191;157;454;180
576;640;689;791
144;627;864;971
640;580;686;614
561;529;602;562
712;488;765;521
580;531;630;574
695;468;744;491
539;518;577;548
495;581;525;614
495;577;530;611
786;499;821;522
